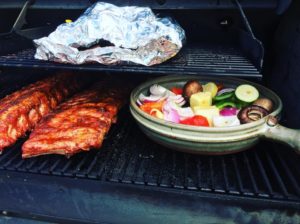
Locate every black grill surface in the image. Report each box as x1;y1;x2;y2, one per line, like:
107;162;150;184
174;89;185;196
0;44;261;78
0;109;299;205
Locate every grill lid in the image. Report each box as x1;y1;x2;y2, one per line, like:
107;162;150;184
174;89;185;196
0;0;263;78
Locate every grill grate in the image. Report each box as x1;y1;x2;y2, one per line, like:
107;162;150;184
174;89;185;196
0;44;261;78
0;109;299;203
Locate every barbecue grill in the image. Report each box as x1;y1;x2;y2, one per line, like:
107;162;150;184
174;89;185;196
0;0;299;223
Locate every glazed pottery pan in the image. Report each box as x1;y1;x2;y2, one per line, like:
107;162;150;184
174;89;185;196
130;75;300;155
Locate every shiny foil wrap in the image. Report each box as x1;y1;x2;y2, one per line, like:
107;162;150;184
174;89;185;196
34;2;185;66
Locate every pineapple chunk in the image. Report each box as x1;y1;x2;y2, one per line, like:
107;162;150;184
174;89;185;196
190;92;212;109
193;106;220;126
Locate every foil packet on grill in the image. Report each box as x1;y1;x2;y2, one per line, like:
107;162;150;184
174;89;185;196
33;2;185;66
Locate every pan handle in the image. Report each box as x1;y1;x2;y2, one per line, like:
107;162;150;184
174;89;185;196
262;116;300;154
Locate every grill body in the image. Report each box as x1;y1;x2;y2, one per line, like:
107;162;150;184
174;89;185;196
0;1;299;223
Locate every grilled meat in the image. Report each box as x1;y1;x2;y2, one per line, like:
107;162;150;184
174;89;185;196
0;73;83;153
22;82;128;158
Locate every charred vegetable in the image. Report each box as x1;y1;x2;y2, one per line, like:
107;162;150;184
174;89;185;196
183;80;203;99
238;105;269;124
253;98;273;112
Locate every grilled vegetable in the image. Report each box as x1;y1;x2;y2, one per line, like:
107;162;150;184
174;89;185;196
180;115;209;127
150;109;164;119
215;101;237;110
171;87;183;95
203;82;218;98
253;98;273;112
216;83;224;92
213;91;234;101
149;84;169;96
139;80;273;128
216;88;235;97
138;93;165;103
140;100;165;114
237;105;269;124
220;107;238;116
193;106;220;126
190;92;212;109
183;80;203;99
235;84;259;103
213;116;240;127
162;101;181;123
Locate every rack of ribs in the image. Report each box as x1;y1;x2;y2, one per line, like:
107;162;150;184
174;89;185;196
0;73;83;154
22;82;129;158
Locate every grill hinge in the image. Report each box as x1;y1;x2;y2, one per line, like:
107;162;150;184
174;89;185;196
0;0;35;38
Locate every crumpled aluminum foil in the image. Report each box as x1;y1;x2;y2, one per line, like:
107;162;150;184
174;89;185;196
34;2;185;66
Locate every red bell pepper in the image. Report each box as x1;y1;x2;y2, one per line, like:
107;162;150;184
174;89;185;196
139;100;165;115
171;87;183;95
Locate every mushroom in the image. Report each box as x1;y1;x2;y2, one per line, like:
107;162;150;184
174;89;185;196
253;98;273;112
183;80;203;99
238;105;269;124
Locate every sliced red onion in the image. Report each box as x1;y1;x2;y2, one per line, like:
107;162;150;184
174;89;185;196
163;101;193;120
213;116;240;127
220;107;238;116
163;108;180;123
150;84;175;97
163;100;178;111
136;99;142;106
167;95;186;106
178;107;194;119
168;95;182;100
163;101;180;123
217;88;235;96
177;100;186;107
138;93;166;103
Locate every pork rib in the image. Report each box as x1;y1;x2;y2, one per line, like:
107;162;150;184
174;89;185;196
22;82;128;158
0;73;83;153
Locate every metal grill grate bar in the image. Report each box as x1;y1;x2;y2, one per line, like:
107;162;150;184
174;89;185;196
49;158;63;173
221;157;229;192
0;77;299;205
0;44;261;77
264;151;289;197
274;150;300;196
254;151;273;196
243;152;258;195
232;156;243;194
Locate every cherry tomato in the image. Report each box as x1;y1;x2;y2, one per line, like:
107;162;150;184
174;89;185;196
171;87;183;95
179;117;194;125
192;115;209;126
180;115;209;127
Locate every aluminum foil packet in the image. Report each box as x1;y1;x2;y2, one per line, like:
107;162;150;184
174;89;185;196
34;2;185;66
